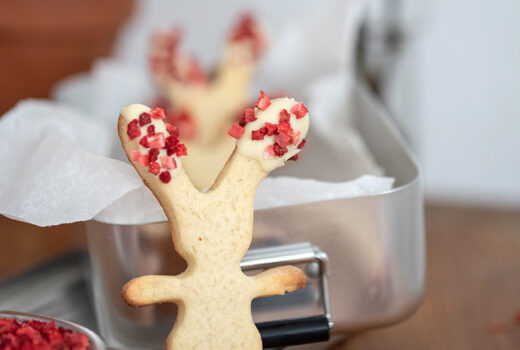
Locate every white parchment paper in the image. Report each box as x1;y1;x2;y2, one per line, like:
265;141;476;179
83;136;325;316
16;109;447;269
0;0;395;226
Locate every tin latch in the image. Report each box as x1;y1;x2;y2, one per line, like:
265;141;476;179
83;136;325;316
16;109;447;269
241;243;332;348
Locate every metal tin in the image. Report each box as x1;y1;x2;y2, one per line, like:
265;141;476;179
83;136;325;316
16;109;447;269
86;85;424;349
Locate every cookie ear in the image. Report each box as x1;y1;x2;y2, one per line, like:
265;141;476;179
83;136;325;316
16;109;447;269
212;94;310;193
117;105;199;218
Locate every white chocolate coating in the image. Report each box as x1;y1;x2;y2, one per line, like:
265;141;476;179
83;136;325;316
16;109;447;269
236;98;309;172
120;104;182;178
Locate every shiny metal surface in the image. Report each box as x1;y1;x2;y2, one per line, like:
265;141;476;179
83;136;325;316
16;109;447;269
86;85;424;348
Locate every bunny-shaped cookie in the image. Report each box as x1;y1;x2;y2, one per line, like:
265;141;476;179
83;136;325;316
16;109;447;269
149;14;264;146
118;92;309;349
148;14;265;192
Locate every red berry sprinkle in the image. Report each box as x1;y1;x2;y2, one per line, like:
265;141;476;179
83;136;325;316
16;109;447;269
255;91;271;111
275;133;292;147
149;133;166;149
279;109;291;123
265;123;278;136
290;102;308;119
238;115;247;127
289;154;299;161
165;135;179;150
139;136;150;148
277;121;292;135
251;127;267;140
147;124;156;137
159;171;172;184
273;143;288;157
298;139;306;149
160;156;177;169
149;162;161;175
264;145;275;158
228;122;245;139
130;150;142;161
127;119;141;140
0;318;90;350
139;112;151;126
138;154;150;167
243;108;257;123
165;123;179;138
148;148;160;163
175;143;188;157
150;107;166;119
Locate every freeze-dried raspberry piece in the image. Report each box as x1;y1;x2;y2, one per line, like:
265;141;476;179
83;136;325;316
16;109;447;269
148;148;160;163
165;135;179;150
165;123;179;138
255;91;271;111
150;107;166;120
273;143;288;157
298;139;306;149
265;122;278;136
279;109;291;124
228;122;245;139
289;154;299;161
238;115;247;127
149;133;166;149
127;119;141;140
275;133;292;147
139;112;151;126
230;14;264;57
0;319;19;334
277;121;293;135
138;155;150;167
130;150;142;161
243;108;257;123
147;125;156;137
159;171;172;184
251;127;267;140
139;136;150;148
16;324;43;343
0;318;90;350
264;145;275;159
290;102;308;119
289;130;301;145
149;162;161;175
160;156;177;169
175;143;188;157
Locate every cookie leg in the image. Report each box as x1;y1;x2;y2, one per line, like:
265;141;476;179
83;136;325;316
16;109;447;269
122;275;185;306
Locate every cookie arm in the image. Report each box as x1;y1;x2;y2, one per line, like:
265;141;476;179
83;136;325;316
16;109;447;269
251;266;306;299
122;275;185;306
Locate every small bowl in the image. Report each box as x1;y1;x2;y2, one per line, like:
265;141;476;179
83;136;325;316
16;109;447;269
0;310;106;350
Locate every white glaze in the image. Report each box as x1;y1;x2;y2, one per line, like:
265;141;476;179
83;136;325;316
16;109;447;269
236;98;309;172
120;104;182;177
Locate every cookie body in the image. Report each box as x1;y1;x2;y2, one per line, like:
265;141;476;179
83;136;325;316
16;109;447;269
118;95;309;350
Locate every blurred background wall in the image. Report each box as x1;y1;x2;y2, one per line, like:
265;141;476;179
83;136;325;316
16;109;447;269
361;0;520;208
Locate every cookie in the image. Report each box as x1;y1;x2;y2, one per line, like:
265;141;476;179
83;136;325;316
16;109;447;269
149;13;265;146
118;93;309;350
148;14;265;193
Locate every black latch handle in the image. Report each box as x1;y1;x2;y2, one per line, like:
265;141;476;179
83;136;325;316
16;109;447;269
256;315;330;348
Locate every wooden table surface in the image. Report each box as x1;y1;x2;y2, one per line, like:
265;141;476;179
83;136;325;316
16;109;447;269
2;203;520;349
334;203;520;350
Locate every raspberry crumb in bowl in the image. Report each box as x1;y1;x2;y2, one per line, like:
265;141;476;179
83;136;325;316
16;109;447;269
0;311;106;350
